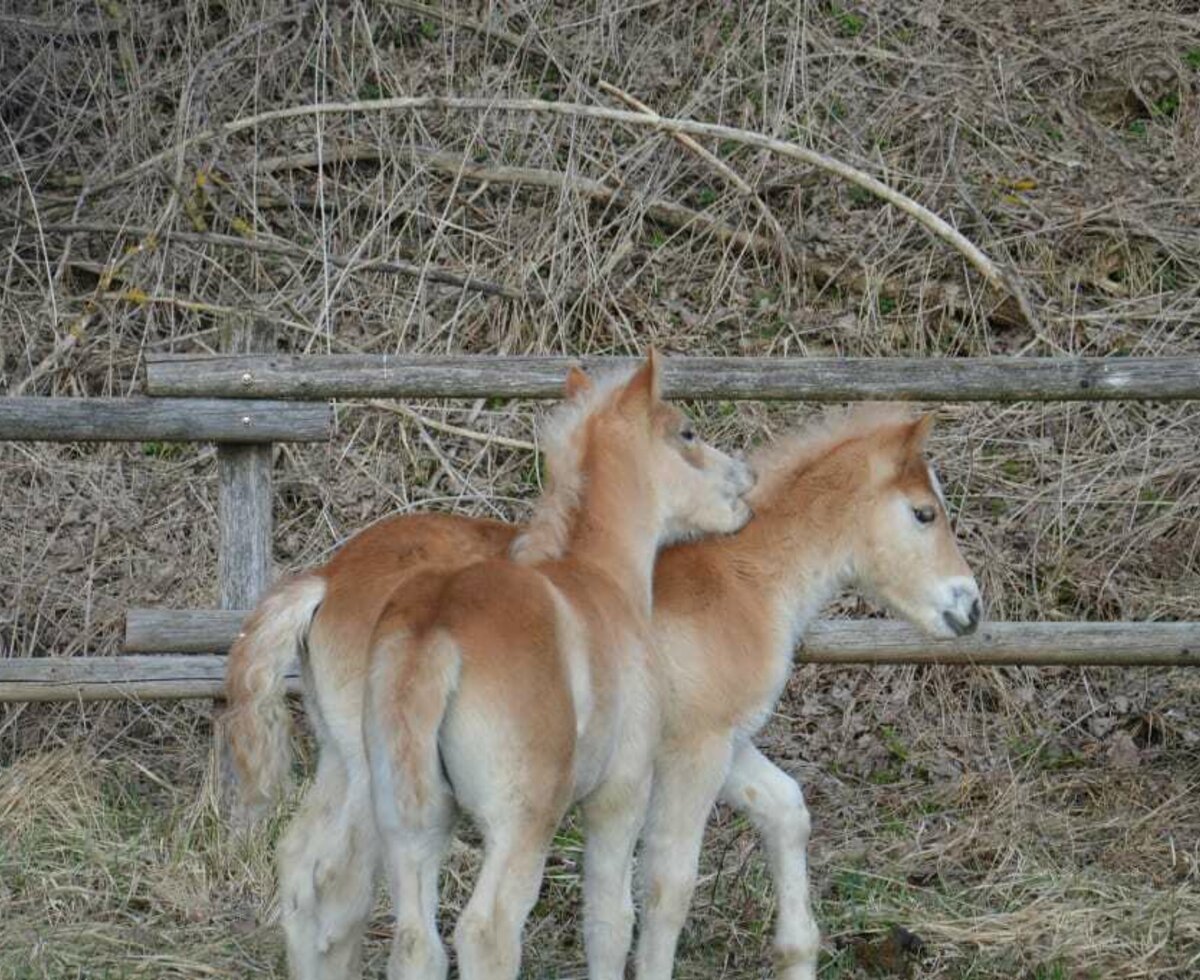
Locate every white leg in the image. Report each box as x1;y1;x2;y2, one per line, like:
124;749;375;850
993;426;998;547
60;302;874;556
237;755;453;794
431;644;573;980
720;740;819;980
581;771;652;980
365;671;455;979
634;738;733;980
372;778;454;980
277;754;378;980
454;820;556;980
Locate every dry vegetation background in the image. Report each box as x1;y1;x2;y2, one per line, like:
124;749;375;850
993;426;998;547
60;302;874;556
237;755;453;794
2;1;1200;977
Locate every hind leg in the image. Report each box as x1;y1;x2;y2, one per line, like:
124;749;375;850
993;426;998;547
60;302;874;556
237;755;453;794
370;764;455;980
365;631;461;980
441;702;570;980
277;750;378;980
453;816;558;980
720;740;819;980
635;736;734;980
581;768;652;980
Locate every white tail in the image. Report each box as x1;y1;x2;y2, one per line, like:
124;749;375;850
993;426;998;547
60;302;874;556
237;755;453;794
222;574;326;820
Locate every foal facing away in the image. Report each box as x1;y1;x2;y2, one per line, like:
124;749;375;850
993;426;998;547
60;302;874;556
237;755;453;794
225;395;980;980
224;354;754;980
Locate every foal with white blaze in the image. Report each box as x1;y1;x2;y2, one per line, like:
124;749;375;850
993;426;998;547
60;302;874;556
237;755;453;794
223;354;754;980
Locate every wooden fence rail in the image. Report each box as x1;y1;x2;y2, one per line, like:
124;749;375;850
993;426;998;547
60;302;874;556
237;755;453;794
4;618;1196;703
124;608;1200;665
4;351;1200;705
0;655;299;702
146;354;1200;402
0;397;331;442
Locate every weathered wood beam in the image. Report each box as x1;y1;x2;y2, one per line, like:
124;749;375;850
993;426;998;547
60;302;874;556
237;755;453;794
0;655;299;702
798;619;1198;666
0;397;331;442
6;618;1193;703
123;608;1200;667
126;608;247;652
217;317;275;609
145;354;1200;402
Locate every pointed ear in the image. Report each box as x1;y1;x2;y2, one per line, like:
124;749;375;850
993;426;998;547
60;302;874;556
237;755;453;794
881;414;935;482
618;350;662;417
563;366;593;400
907;413;936;452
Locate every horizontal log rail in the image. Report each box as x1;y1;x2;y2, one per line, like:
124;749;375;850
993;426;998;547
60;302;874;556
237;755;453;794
0;655;300;702
145;354;1200;403
126;607;1199;664
5;350;1197;705
0;397;331;442
4;618;1193;703
127;608;250;652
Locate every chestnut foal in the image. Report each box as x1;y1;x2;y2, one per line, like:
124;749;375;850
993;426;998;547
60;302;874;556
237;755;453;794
635;407;979;980
224;355;754;980
226;403;979;980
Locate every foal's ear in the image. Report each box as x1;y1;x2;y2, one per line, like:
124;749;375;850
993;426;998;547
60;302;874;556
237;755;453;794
877;413;936;482
564;366;593;400
906;413;936;452
618;349;662;416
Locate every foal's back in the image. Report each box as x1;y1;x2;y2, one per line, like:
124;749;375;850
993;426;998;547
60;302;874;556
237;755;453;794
300;513;518;724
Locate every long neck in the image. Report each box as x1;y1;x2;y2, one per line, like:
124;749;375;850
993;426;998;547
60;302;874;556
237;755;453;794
567;450;660;614
715;463;860;639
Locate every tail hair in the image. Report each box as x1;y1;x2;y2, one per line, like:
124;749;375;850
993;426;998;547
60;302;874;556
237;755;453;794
220;573;326;822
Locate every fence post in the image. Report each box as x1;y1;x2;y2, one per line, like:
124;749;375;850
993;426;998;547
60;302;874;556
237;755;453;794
217;316;275;610
212;316;275;798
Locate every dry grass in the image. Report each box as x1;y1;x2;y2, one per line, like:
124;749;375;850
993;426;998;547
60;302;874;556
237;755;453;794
2;1;1199;977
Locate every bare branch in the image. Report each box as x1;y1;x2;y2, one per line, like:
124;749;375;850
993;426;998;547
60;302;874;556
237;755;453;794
81;96;1043;329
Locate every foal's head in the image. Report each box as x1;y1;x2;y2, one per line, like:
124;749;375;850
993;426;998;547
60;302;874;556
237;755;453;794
606;353;754;542
850;413;982;637
513;353;753;562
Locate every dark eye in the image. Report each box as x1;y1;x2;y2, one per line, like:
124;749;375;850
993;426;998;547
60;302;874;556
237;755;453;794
913;505;937;525
679;427;697;443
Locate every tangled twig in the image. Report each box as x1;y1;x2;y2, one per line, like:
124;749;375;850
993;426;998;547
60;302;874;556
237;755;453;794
82;96;1045;331
367;400;535;452
9;220;521;300
596;81;795;274
249;146;1021;326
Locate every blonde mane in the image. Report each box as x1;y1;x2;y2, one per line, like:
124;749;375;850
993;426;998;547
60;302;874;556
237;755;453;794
509;367;638;563
746;403;917;508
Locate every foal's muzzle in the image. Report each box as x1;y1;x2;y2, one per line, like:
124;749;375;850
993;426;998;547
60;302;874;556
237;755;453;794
942;587;982;637
729;458;756;496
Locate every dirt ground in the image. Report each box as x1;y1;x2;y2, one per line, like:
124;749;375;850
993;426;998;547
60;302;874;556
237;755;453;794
2;1;1199;977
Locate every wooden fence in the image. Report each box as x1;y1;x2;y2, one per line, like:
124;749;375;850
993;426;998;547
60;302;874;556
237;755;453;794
2;349;1199;702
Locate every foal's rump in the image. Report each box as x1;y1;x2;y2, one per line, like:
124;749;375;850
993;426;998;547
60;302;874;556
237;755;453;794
365;560;581;831
364;625;462;822
221;512;518;820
